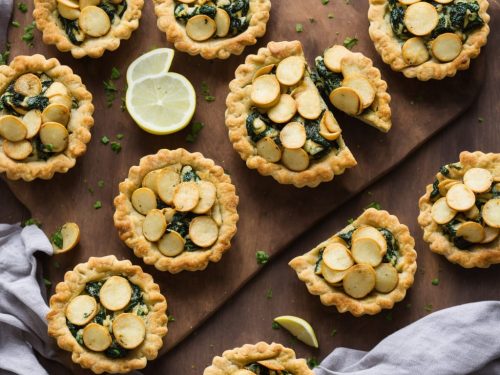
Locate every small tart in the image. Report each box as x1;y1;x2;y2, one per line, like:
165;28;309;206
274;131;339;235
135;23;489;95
0;115;27;142
82;323;112;352
143;209;167;242
65;294;98;325
404;2;438;36
463;167;493;193
3;140;33;160
267;94;297;124
256;137;282;163
131;187;157;215
251;74;281;108
446;183;476;211
189;216;219;248
112;313;146;349
374;263;399;293
279;122;306;149
99;276;132;311
158;231;185;257
343;264;376;299
323;242;354;271
39;122;69;153
276;56;305;86
402;37;430;66
431;33;463;62
14;73;42;96
173;181;200;212
482;199;500;229
186;15;217;42
324;45;351;73
42;103;70;126
23;110;42;139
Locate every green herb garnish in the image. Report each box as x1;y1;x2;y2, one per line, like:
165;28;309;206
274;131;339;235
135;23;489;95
201;82;215;102
18;2;28;12
424;304;433;312
101;136;110;145
478;117;484;123
331;328;337;336
321;0;329;4
307;358;319;369
295;23;304;33
272;322;280;330
186;121;204;143
43;278;52;287
22;218;42;227
110;141;121;153
110;67;120;80
168;315;176;322
343;36;358;50
103;80;118;107
266;288;273;299
116;133;124;140
97;180;105;188
12;21;20;28
431;278;440;286
366;201;382;210
93;200;102;209
0;43;11;65
51;228;63;249
22;22;36;47
256;251;270;265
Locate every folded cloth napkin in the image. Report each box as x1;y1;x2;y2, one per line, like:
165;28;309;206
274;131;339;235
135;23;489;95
315;301;500;375
0;0;13;51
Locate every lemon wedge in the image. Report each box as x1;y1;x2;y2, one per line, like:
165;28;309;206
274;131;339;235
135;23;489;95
273;315;319;348
126;72;196;135
126;48;175;85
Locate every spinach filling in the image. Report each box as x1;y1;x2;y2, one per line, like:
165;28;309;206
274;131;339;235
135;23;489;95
313;57;343;95
244;363;292;375
0;83;49;114
442;219;473;250
167;212;201;252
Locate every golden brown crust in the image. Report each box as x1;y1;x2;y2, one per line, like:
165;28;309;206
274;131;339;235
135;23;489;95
418;151;500;268
289;209;417;316
33;0;144;59
113;148;239;273
47;255;168;374
153;0;271;60
203;342;314;375
225;40;357;188
368;0;490;80
0;55;94;181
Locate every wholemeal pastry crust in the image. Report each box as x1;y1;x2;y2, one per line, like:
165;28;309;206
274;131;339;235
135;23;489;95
47;255;168;374
203;342;314;375
368;0;490;80
33;0;144;58
289;208;417;316
153;0;271;60
113;148;239;273
0;54;93;181
418;151;500;268
226;40;357;188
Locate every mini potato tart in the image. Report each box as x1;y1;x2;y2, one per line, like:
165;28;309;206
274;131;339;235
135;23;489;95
203;342;314;375
289;208;417;316
0;55;93;181
114;148;239;273
47;256;168;374
418;151;500;268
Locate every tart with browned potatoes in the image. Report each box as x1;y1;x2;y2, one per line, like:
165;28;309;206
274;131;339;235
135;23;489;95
204;342;314;375
0;55;93;181
418;151;500;268
34;0;143;58
47;256;168;374
114;148;239;273
368;0;490;80
154;0;271;59
289;208;417;316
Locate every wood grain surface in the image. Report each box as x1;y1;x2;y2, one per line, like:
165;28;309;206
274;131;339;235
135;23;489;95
0;0;492;372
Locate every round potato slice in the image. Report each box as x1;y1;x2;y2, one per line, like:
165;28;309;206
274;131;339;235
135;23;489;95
329;87;362;116
323;242;354;271
464;205;480;220
279;122;306;149
398;0;421;4
352;225;387;256
215;8;230;37
49;94;73;109
276;56;305;86
131;187;157;215
158;230;185;257
402;37;430;66
256;136;282;163
480;226;500;244
446;183;476;211
434;0;453;3
39;122;68;153
65;295;98;326
482;199;500;228
23;110;42;139
253;64;275;82
431;33;463;62
54;222;81;253
343;264;376;299
173;181;200;212
0;115;27;142
79;6;111;38
257;360;285;371
281;148;309;172
99;276;132;311
14;73;42;97
189;216;219;248
83;323;112;352
251;74;281;108
319;111;341;141
186;14;217;41
438;179;459;197
57;0;79;8
3;140;32;160
342;74;376;109
112;313;146;350
267;94;297;124
143;209;167;242
404;2;439;36
374;263;399;293
142;169;162;193
193;180;217;214
351;237;383;267
431;197;457;224
295;87;323;120
79;0;100;8
456;221;485;243
45;82;69;98
463;168;493;193
323;45;351;73
157;168;180;205
58;2;80;20
321;261;348;284
42;103;70;126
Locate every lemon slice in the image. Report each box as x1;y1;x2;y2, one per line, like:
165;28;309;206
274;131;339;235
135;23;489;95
273;315;319;348
126;48;175;85
126;72;196;135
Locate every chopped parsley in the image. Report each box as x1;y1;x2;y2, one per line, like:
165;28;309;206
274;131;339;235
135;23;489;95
116;133;124;140
22;22;36;47
266;288;273;299
101;136;110;145
295;23;304;33
43;278;52;287
22;218;42;227
343;36;358;50
12;21;20;28
0;43;10;65
186;121;204;143
201;82;215;102
256;250;270;265
424;304;433;312
365;201;382;210
347;217;354;224
103;79;118;108
168;315;176;322
18;2;28;12
110;67;121;80
431;278;440;286
272;322;280;330
478;117;484;123
110;141;122;153
97;180;105;188
307;358;319;369
51;228;63;249
93;200;102;209
331;328;337;336
321;0;329;4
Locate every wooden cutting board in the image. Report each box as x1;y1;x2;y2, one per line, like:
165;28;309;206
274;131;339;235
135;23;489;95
4;0;485;363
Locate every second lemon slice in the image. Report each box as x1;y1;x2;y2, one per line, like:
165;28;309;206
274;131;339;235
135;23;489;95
274;315;319;348
126;48;175;85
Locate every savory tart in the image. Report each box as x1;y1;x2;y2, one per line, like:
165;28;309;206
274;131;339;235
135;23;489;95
226;40;357;188
368;0;490;80
0;55;93;181
203;342;314;375
154;0;271;59
312;45;392;132
47;255;168;374
34;0;144;58
114;148;239;273
289;208;417;316
418;151;500;268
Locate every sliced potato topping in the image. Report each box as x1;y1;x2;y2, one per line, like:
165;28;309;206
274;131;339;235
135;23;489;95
14;73;42;97
323;242;354;271
131;187;157;215
79;6;111;38
431;33;463;62
463;168;493;193
402;37;430;66
276;56;305;86
57;0;79;8
438;179;459;197
321;261;348;284
79;0;100;9
281;148;310;172
186;14;217;41
404;2;439;36
143;209;167;242
39;122;69;153
42;103;70;126
45;82;69;98
253;64;275;82
189;216;219;247
251;74;281;108
456;221;485;243
434;0;454;3
329;87;362;116
482;199;500;229
323;45;351;73
83;323;112;352
58;2;81;20
398;0;421;4
54;222;81;253
112;313;146;350
23;110;42;139
480;226;500;244
464;205;480;220
352;225;387;255
279;122;306;149
173;181;200;212
158;230;185;257
193;180;217;214
215;8;231;38
257;360;285;371
351;237;383;267
49;94;73;109
294;85;323;120
267;94;297;124
99;276;132;311
343;264;376;299
142;169;162;193
446;183;476;211
3;140;32;160
157;168;180;205
0;115;28;142
256;136;282;163
431;197;457;224
374;263;399;293
65;295;98;326
342;74;376;109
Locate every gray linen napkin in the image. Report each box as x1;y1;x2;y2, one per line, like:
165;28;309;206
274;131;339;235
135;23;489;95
0;0;13;51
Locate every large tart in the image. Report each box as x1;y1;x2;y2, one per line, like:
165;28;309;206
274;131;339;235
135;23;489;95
47;255;168;374
0;55;93;181
34;0;144;58
204;342;314;375
114;148;239;273
418;151;500;268
154;0;271;59
368;0;490;80
289;208;417;316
